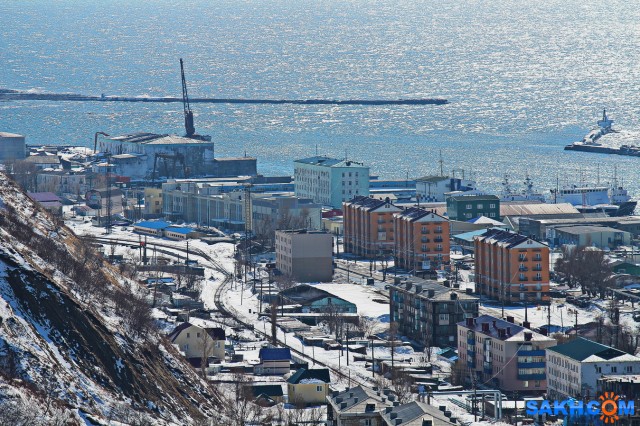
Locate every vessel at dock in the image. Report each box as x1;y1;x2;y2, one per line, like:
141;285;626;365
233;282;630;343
564;109;640;157
550;175;636;217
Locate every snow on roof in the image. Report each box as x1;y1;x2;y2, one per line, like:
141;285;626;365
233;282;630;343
165;227;194;234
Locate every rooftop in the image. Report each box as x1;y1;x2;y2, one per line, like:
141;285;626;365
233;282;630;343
554;225;627;235
501;202;580;217
165;226;194;235
259;347;291;361
475;228;547;249
447;194;499;201
295;155;367;168
108;133;214;146
416;175;450;183
28;192;61;203
458;315;555;342
287;368;330;384
328;386;384;412
381;400;456;425
548;337;631;362
389;279;478;302
0;132;24;138
134;220;172;230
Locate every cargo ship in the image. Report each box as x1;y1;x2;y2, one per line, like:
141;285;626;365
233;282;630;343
564;110;640;156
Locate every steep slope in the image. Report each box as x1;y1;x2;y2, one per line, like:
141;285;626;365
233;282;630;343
0;172;219;424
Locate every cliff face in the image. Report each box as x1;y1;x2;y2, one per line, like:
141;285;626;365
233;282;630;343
0;173;217;424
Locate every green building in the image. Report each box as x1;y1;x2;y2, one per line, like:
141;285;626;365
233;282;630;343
446;194;500;221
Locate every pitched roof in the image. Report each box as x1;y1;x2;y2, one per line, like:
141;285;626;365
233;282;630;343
475;228;547;249
167;323;225;342
287;368;331;384
416;175;450;183
295;156;367;168
548;337;629;361
447;194;499;201
381;401;456;425
395;206;447;222
279;284;353;307
328;386;384;412
246;384;284;398
165;226;195;234
458;315;554;342
28;192;61;203
259;347;291;361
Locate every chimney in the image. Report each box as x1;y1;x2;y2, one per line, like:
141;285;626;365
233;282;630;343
540;328;548;336
353;397;359;404
444;410;452;418
506;315;514;323
385;407;393;414
428;289;435;298
422;420;433;426
450;292;458;300
506;326;511;335
492;320;497;329
390;413;398;419
415;284;423;293
438;406;446;412
524;332;533;342
498;329;506;339
482;323;490;333
466;288;473;295
331;391;339;397
340;402;347;409
523;321;531;330
395;419;403;426
394;277;402;285
466;317;474;327
393;401;400;407
349;392;354;398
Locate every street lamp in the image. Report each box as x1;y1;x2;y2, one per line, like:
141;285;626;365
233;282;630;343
93;131;109;156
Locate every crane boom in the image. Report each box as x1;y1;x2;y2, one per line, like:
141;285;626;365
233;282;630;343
180;58;196;137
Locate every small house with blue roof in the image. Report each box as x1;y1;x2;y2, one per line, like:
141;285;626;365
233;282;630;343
255;347;292;376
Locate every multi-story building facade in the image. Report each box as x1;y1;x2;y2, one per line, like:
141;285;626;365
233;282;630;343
457;315;556;394
294;156;369;209
446;194;500;221
342;196;402;258
416;175;477;202
389;278;478;348
474;229;550;304
275;229;333;282
394;207;450;271
547;337;640;400
35;170;94;197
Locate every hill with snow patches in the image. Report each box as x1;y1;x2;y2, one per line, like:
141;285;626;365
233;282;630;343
0;172;219;424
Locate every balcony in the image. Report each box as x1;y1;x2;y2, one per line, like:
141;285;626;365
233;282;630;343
534;256;542;261
435;229;443;234
533;276;543;281
421;238;430;243
517;373;546;381
421;230;430;234
533;266;543;271
519;276;528;281
434;237;443;243
518;266;529;272
436;247;443;252
517;361;546;369
517;349;546;357
467;337;475;345
518;257;528;262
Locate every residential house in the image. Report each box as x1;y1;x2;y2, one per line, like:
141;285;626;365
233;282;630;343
474;229;550;304
287;368;331;406
254;347;292;375
380;401;457;425
457;315;556;394
294;156;369;209
389;278;478;348
279;284;357;314
167;323;225;361
27;192;63;216
446;194;500;221
275;229;333;282
342;196;402;258
547;337;640;400
25;154;61;170
394;207;450;271
245;384;285;406
326;386;387;426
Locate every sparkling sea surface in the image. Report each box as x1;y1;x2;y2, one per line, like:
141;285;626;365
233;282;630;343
2;0;640;196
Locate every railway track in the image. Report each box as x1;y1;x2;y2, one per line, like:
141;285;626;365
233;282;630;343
83;234;371;388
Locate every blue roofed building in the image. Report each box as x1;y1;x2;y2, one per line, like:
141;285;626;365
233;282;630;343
255;347;292;375
133;220;171;236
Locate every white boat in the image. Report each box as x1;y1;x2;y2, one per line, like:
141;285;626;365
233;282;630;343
499;175;546;202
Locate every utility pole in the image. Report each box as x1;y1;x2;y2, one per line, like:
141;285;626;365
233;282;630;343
105;151;112;234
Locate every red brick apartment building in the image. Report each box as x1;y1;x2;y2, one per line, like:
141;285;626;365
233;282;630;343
343;196;402;257
474;229;550;304
343;197;450;271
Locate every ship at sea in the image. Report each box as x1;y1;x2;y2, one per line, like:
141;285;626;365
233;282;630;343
550;176;637;217
564;109;640;157
499;174;546;202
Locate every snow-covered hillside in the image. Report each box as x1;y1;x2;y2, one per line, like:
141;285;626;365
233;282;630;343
0;173;217;424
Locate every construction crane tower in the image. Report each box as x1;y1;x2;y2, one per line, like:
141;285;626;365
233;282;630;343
180;58;196;138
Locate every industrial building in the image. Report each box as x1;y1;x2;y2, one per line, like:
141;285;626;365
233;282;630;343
0;132;26;162
98;133;256;179
550;225;632;249
294;156;369;209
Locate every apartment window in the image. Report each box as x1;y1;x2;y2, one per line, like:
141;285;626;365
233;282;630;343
186;333;190;338
489;213;496;218
316;386;323;392
421;244;427;251
477;203;483;209
490;203;496;208
465;213;472;218
196;332;201;338
535;380;541;388
466;204;472;210
364;421;372;426
519;273;525;281
626;366;633;373
611;366;618;373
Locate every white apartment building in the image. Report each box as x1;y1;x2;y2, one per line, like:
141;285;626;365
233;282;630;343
546;337;640;400
415;175;477;202
294;156;369;209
